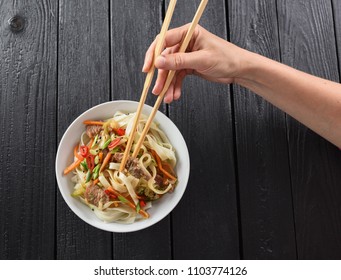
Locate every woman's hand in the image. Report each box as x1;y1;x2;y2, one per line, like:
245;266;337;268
142;24;247;103
143;23;341;147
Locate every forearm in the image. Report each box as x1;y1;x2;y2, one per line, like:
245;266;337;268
235;51;341;147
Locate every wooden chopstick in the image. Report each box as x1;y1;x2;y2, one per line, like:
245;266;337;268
132;0;209;159
119;0;178;172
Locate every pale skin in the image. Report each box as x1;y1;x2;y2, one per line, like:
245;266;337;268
142;24;341;148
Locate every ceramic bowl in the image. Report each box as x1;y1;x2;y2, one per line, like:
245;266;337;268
55;100;190;232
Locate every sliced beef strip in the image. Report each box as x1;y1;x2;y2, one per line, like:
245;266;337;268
111;152;151;180
112;152;124;163
86;125;102;138
128;158;151;181
154;174;164;187
84;183;109;207
102;148;109;158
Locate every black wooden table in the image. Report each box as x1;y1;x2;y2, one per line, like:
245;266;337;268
1;0;341;260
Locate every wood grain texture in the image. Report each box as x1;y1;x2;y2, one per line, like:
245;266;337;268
0;0;57;259
57;0;112;259
332;0;341;77
1;0;341;261
111;0;164;107
110;0;171;260
228;0;296;259
166;0;240;259
277;0;341;259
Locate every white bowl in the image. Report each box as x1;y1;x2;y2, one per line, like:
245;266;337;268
55;100;190;232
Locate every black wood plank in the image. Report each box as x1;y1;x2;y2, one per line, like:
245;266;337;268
110;0;171;259
228;0;297;259
332;0;341;77
57;0;112;259
277;0;341;259
166;0;240;259
0;0;57;259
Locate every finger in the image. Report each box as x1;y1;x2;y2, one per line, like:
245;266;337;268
143;26;185;73
152;69;169;95
143;40;178;73
162;23;197;49
152;44;179;95
142;38;157;72
155;50;208;71
161;44;180;56
143;24;201;72
173;70;187;100
163;77;176;104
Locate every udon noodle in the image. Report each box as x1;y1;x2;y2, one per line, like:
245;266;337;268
63;111;177;224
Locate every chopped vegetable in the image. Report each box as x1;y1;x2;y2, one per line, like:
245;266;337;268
139;200;146;208
110;146;120;154
80;159;88;171
94;155;99;165
71;185;85;197
107;187;149;218
83;120;105;126
146;134;176;164
108;138;121;150
98;152;103;163
151;150;177;181
118;196;128;203
136;201;141;213
115;128;125;136
161;162;176;179
86;170;92;183
89;149;98;155
92;164;101;179
79;145;89;157
105;189;117;199
64;159;82;175
86;155;95;171
99;152;112;173
92;134;98;148
102;138;112;149
74;145;83;161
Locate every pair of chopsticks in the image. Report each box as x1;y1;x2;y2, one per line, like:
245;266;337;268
119;0;208;172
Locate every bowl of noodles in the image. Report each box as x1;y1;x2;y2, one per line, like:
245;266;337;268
55;100;189;232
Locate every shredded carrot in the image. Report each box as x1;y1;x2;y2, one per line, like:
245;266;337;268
64;159;82;175
99;152;112;173
93;178;99;185
98;151;103;163
66;140;91;176
162;162;176;177
74;144;83;161
137;207;149;219
83;120;105;126
151;150;177;181
107;187;149;218
106;187;116;195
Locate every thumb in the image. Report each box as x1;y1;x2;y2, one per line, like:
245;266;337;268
155;51;205;71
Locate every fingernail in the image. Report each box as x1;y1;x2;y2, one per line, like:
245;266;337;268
155;55;166;68
142;61;147;72
152;84;157;94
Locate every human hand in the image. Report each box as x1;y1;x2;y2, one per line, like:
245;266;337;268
142;24;247;103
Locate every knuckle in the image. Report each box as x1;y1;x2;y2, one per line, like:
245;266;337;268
173;54;183;68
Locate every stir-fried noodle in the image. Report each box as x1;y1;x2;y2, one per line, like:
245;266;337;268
64;111;177;224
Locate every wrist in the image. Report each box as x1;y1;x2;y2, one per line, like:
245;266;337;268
234;50;265;86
